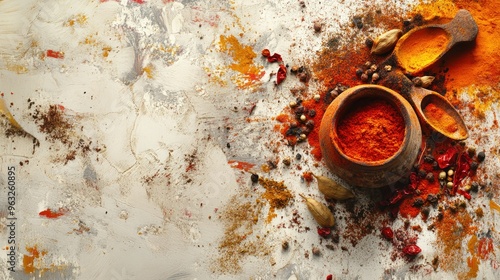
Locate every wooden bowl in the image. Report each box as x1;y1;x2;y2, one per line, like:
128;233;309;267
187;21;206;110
319;85;422;188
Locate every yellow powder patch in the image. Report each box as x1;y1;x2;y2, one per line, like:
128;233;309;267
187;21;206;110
7;64;28;74
65;14;88;27
218;35;265;89
102;47;112;58
143;64;154;79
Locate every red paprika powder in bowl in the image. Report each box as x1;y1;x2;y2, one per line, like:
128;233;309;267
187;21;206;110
319;85;421;188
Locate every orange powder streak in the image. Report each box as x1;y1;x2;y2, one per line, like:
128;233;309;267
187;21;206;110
228;160;255;172
23;246;47;274
218;35;265;88
490;200;500;212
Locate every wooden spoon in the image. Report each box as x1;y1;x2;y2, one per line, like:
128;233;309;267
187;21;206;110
381;70;468;140
394;9;478;75
379;9;478;140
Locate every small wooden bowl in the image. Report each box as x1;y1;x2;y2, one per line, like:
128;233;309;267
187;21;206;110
319;85;422;188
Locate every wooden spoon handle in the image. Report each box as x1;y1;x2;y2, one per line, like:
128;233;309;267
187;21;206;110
439;9;478;44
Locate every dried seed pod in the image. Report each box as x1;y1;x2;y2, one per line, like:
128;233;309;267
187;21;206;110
412;77;423;87
313;174;355;200
371;29;403;55
420;76;435;88
299;194;335;227
413;76;435;88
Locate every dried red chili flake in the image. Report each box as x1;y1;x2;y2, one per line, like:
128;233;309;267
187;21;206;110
46;50;64;59
267;53;283;63
402;244;421;256
317;226;331;237
406;172;419;193
436;147;458;169
381;227;394;240
276;64;287;85
326;274;333;280
457;189;471;200
261;48;271;57
453;153;471;194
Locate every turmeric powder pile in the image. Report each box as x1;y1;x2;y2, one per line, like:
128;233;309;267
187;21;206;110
396;27;450;73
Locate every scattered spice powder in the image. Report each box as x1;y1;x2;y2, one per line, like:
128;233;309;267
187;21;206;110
218;35;265;88
435;208;477;276
213;196;268;274
227;160;255;172
396;27;449;73
259;177;293;223
23;246;47;274
32;105;72;144
336;98;405;162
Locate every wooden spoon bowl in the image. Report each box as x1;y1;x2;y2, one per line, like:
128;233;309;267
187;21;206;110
395;9;478;75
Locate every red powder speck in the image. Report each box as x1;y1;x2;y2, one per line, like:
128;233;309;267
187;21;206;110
39;209;64;219
228;160;255;172
302;171;314;183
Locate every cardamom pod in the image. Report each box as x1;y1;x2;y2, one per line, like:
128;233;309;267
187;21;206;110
420;76;435;88
300;194;335;227
313;174;355;200
412;76;435;88
371;29;402;55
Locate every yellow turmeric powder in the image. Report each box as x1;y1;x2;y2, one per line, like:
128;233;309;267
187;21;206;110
396;27;450;73
412;0;500;91
218;35;264;88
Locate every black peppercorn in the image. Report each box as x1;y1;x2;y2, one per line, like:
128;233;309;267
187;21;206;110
470;182;479;192
296;153;302;160
413;198;424;207
365;37;374;48
418;169;427;178
250;173;259;183
308;109;316;117
424;155;435;163
470;161;478;171
425;172;435;182
477;151;485;162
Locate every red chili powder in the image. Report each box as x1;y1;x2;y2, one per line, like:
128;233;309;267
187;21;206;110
423;103;458;133
336;98;405;162
302;99;326;160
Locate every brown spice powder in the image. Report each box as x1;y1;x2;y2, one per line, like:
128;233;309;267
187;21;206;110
33;105;72;144
259;177;294;223
213;196;269;274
